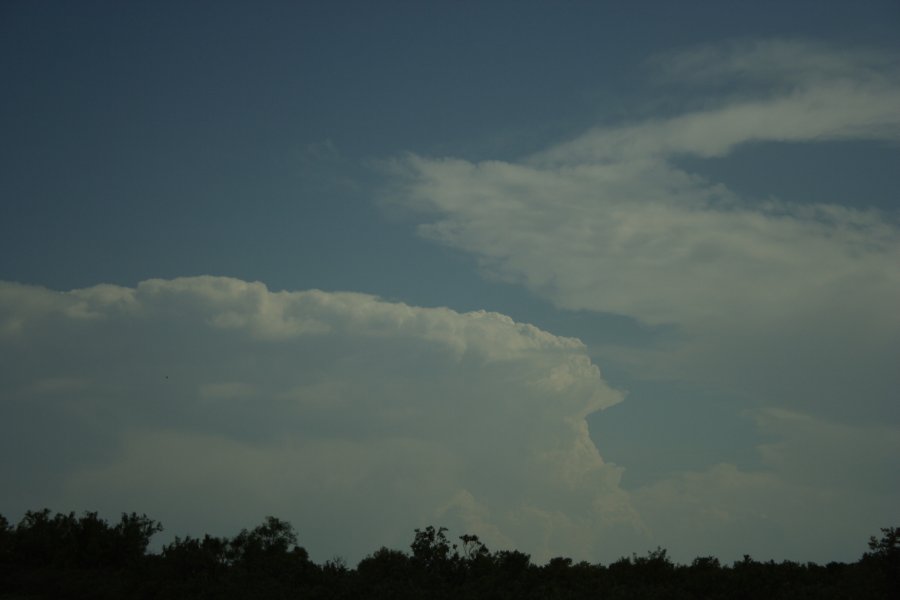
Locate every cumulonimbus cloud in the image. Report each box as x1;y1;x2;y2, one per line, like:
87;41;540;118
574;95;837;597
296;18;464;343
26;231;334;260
1;277;895;564
0;276;635;562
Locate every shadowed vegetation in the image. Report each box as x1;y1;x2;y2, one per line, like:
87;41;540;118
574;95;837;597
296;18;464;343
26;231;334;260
0;511;896;599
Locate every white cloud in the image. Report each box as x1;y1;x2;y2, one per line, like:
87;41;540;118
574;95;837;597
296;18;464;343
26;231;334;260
0;276;634;563
2;277;895;564
392;156;900;331
383;39;900;420
539;40;900;164
374;43;900;562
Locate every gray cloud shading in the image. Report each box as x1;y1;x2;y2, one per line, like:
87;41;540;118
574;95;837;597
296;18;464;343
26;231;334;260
627;407;900;562
1;275;896;564
0;277;633;563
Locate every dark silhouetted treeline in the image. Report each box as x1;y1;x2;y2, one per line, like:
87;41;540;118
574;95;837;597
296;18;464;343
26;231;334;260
1;510;897;599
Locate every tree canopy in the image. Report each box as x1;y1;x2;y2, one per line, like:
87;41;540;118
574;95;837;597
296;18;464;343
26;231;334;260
0;509;896;599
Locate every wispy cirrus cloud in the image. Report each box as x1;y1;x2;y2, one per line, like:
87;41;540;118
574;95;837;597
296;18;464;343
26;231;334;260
384;39;900;422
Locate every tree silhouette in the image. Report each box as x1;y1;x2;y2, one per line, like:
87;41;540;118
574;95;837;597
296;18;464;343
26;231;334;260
867;527;900;595
0;509;897;599
410;525;453;569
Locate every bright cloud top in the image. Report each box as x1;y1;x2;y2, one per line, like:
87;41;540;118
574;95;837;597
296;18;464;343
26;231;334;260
0;276;632;562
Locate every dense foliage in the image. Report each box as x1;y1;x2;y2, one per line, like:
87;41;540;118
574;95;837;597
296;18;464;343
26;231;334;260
0;510;896;599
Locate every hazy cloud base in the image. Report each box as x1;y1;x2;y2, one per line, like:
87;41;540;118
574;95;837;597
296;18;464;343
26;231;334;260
2;276;897;564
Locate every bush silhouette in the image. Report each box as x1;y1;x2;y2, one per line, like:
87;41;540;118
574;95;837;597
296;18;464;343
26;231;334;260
0;509;896;599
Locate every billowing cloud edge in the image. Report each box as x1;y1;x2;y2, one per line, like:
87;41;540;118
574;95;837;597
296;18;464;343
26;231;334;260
0;276;638;563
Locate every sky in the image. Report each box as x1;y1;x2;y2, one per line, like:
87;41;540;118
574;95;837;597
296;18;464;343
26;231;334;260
1;0;899;566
